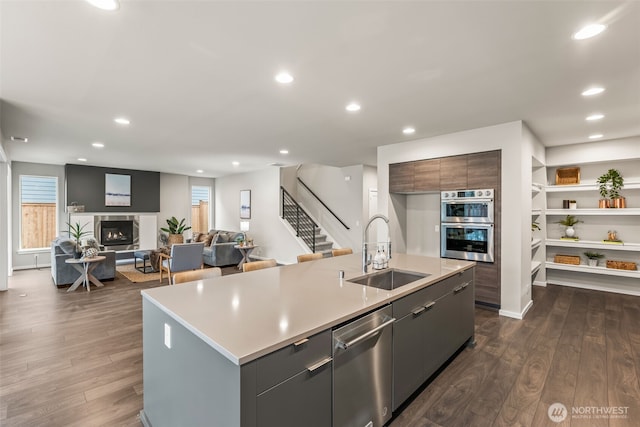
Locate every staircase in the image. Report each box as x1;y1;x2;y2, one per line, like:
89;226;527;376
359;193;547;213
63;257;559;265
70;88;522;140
281;187;334;255
312;226;334;255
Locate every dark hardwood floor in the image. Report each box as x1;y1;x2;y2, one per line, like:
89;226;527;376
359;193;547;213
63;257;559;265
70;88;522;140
1;268;639;426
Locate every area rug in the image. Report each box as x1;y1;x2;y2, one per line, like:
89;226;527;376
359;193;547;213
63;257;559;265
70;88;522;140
117;263;163;283
117;263;242;284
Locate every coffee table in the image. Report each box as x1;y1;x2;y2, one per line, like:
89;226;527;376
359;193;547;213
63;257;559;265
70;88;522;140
65;256;106;292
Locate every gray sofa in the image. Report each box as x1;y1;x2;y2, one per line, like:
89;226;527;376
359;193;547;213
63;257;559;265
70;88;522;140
200;230;245;267
51;237;117;286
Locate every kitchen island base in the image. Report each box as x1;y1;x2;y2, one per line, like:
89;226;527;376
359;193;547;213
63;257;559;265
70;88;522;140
140;254;474;427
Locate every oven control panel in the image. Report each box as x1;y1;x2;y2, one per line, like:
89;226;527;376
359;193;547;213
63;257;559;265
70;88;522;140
441;189;493;199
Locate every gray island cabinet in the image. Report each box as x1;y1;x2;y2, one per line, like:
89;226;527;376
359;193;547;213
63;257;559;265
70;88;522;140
140;254;475;427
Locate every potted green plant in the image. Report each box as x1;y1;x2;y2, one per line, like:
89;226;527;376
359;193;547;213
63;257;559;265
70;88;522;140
67;221;90;258
597;168;625;208
160;217;191;245
556;215;582;238
583;251;604;267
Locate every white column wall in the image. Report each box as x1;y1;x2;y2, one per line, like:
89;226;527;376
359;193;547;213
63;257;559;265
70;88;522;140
377;121;531;318
159;173;191;245
0;138;9;290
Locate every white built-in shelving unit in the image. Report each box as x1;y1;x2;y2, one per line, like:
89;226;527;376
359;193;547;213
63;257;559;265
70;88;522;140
531;159;546;286
544;158;640;296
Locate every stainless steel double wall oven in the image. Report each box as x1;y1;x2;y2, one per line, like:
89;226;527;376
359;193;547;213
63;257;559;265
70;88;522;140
441;189;494;263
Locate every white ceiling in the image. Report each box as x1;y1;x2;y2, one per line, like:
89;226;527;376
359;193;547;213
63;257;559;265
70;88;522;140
1;1;639;177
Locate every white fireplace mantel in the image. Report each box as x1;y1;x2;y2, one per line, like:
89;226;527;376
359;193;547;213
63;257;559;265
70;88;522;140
68;213;158;251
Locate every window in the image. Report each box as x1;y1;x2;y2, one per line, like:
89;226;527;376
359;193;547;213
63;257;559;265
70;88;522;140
20;175;58;250
191;186;210;234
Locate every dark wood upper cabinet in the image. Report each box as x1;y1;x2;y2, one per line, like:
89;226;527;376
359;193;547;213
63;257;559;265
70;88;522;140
467;151;500;189
389;162;415;193
413;159;440;192
439;155;468;190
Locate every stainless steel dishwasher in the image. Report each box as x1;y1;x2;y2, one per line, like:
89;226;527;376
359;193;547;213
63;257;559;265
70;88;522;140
333;305;395;427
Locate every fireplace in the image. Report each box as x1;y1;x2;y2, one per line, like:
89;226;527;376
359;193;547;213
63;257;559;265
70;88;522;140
94;215;139;251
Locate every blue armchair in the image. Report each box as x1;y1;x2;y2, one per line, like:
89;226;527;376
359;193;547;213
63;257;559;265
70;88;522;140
158;242;205;284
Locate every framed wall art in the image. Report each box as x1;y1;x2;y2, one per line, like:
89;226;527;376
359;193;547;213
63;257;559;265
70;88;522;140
240;190;251;219
105;173;131;207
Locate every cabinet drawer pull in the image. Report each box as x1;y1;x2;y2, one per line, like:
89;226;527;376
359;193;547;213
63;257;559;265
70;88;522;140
423;301;436;310
454;282;471;293
293;338;309;347
411;306;426;316
307;357;332;372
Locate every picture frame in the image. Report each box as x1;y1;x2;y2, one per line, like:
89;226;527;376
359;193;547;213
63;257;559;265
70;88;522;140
240;190;251;219
105;173;131;207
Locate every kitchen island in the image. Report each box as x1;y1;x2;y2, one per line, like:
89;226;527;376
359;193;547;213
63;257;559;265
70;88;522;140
140;253;475;427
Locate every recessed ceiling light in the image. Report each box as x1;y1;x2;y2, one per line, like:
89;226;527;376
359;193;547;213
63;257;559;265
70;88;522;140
232;161;240;167
572;23;606;40
77;158;88;162
588;133;604;139
346;102;361;112
92;142;104;148
196;169;204;174
402;127;416;135
279;149;289;155
10;136;28;143
581;87;605;96
114;117;130;125
85;0;120;11
275;72;294;84
586;113;604;121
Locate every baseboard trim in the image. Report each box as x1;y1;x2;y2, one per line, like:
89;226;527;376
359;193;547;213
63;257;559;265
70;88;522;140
12;263;51;271
532;280;547;287
499;299;533;320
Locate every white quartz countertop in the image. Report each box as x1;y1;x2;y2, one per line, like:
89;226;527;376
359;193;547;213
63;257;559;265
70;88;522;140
141;253;474;365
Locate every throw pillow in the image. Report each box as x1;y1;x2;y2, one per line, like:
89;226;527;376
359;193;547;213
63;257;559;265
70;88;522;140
192;232;203;243
215;233;229;244
202;233;214;246
85;237;101;250
58;238;77;255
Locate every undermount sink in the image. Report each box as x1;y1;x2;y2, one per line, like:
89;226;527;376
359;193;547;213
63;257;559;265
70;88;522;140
347;269;429;291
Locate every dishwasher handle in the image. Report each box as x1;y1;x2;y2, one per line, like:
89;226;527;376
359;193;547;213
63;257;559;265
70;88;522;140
336;317;396;350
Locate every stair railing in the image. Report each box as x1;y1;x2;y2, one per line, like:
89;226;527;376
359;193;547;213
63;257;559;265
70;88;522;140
297;178;350;230
281;186;317;252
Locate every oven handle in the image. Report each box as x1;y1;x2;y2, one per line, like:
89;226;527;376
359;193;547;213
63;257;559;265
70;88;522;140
442;199;493;204
441;223;494;229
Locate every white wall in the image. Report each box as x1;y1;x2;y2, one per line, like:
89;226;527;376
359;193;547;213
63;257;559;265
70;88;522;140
0;137;9;290
405;194;440;257
546;136;640;166
215;167;305;265
377;121;531;318
158;173;192;244
297;164;376;251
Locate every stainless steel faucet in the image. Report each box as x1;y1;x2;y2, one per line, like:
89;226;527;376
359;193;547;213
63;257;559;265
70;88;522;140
362;214;391;273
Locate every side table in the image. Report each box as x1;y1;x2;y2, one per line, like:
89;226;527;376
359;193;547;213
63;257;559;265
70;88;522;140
234;245;258;270
65;255;106;292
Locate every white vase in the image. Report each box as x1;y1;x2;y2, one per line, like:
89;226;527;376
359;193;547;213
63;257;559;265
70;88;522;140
565;226;575;237
588;259;598;267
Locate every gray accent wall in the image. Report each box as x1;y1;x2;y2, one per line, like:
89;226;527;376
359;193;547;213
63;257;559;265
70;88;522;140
65;164;160;213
